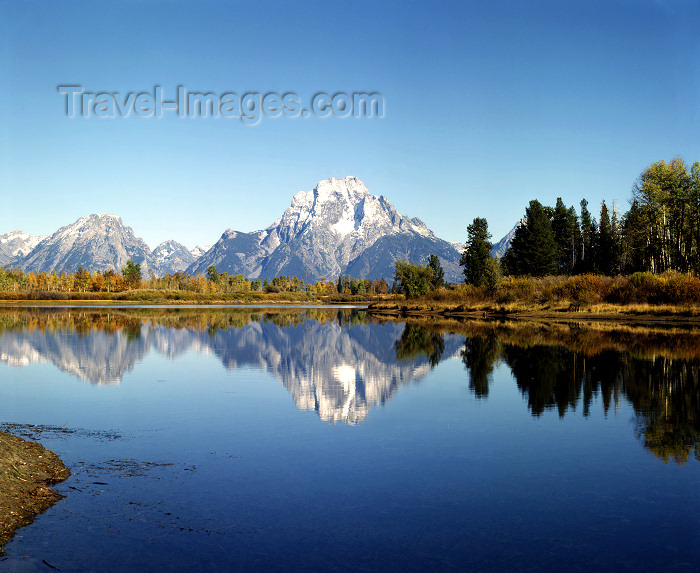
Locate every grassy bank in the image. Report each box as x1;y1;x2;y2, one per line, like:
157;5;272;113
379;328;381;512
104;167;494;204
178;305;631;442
0;289;375;305
4;273;700;321
369;273;700;323
0;432;70;550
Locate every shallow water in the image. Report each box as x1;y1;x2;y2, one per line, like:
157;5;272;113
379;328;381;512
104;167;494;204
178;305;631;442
1;307;699;571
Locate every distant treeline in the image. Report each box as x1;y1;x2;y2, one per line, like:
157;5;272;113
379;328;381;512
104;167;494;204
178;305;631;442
0;262;391;298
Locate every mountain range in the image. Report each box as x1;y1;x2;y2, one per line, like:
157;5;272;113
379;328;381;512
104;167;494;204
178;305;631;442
1;177;515;281
0;230;46;267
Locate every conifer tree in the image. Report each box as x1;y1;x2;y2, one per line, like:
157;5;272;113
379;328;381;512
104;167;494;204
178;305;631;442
121;260;142;289
503;201;557;277
578;199;598;273
460;217;493;286
597;201;615;275
551;198;578;274
427;254;444;289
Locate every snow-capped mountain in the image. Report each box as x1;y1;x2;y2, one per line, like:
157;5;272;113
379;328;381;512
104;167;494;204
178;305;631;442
5;179;518;280
18;214;153;274
190;245;211;259
188;176;463;281
151;240;196;276
0;230;46;267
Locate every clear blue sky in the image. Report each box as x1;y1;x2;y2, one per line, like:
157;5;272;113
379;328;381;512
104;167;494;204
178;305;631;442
1;0;698;250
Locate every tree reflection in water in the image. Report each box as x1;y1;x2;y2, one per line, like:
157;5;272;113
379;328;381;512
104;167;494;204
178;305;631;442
395;324;444;367
405;319;700;465
1;307;699;463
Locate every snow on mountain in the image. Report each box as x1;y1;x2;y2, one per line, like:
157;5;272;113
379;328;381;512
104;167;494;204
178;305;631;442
188;176;462;281
151;240;196;275
18;214;153;274
4;180;521;280
191;245;211;259
0;230;47;266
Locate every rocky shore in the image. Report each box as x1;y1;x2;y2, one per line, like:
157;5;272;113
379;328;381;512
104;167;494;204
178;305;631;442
0;431;70;550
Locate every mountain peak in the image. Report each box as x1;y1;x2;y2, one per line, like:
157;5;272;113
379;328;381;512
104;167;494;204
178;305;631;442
0;230;47;265
314;176;369;202
189;177;462;281
19;213;151;274
82;213;122;223
152;239;196;275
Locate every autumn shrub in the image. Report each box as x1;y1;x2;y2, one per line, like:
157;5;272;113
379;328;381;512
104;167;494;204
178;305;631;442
0;291;23;300
67;292;102;300
497;277;536;303
27;290;71;300
605;276;637;304
463;284;490;303
495;289;516;304
535;275;565;304
558;274;609;304
627;272;661;303
658;273;700;304
424;285;467;303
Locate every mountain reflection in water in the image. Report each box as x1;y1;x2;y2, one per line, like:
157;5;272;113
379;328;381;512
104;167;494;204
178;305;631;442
1;307;699;463
0;308;462;425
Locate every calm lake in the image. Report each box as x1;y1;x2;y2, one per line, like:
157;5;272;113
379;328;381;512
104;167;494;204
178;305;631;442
1;306;699;571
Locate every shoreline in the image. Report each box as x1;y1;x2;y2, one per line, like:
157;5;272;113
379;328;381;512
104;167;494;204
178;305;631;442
366;301;700;328
1;297;699;327
0;296;369;306
0;431;70;551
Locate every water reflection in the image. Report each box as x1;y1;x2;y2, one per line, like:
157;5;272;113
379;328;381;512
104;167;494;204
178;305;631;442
395;324;444;367
0;308;462;425
1;307;699;463
451;320;700;465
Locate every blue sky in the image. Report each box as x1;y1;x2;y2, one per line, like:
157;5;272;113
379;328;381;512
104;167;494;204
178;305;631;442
1;0;699;250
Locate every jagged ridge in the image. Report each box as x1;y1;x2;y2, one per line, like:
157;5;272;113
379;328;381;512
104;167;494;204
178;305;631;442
188;176;463;281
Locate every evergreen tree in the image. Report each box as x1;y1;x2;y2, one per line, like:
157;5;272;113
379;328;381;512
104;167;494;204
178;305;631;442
596;200;621;275
503;201;558;277
121;260;142;289
611;201;623;272
567;205;582;271
578;199;598;273
551;198;578;274
427;254;444;289
460;217;493;286
206;265;219;283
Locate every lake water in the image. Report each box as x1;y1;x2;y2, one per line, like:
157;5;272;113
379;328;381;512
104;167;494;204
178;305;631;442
1;306;699;571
